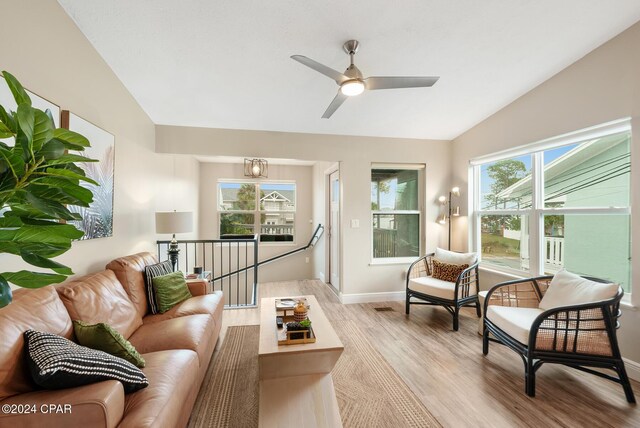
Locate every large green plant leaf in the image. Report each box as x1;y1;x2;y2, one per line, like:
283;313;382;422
29;178;94;206
38;140;65;160
32;110;54;152
42;167;98;185
0;146;25;177
20;251;73;275
23;193;83;220
0;105;17;133
3;271;67;289
0;223;83;244
0;121;13;138
44;153;98;166
0;276;12;308
2;71;31;106
16;104;35;145
52;128;90;149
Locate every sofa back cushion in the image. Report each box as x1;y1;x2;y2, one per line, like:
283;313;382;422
539;270;619;310
56;270;143;339
0;286;73;400
434;247;477;266
106;252;159;318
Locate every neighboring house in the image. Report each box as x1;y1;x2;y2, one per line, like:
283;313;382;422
219;187;295;235
496;133;631;286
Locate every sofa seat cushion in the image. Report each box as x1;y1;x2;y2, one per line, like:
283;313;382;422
106;253;159;318
486;306;544;345
143;291;224;325
0;380;125;428
119;350;199;428
0;286;73;400
409;276;456;300
128;314;214;364
56;270;142;339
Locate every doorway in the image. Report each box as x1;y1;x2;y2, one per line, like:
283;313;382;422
328;169;340;293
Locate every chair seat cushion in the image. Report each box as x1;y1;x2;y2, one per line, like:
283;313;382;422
486;306;544;345
539;270;618;310
408;276;456;300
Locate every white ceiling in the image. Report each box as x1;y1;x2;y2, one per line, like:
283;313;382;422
195;156;315;166
58;1;640;140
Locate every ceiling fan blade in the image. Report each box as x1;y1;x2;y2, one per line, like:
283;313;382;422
291;55;348;84
322;91;348;119
365;76;439;90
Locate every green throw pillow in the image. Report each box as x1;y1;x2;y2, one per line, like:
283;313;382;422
152;271;193;313
73;320;146;368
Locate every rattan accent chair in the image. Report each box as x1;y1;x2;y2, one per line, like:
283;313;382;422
483;274;635;403
405;252;480;331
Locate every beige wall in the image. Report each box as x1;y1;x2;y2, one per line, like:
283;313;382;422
451;22;640;362
157;126;452;299
0;1;199;281
198;162;314;283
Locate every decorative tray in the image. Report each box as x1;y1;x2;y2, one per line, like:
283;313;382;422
276;315;316;345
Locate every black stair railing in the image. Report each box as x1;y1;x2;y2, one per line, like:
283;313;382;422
156;224;325;308
156;235;259;307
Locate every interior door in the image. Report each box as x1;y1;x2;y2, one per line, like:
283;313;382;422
328;170;340;292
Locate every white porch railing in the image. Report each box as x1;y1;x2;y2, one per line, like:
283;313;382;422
545;236;564;268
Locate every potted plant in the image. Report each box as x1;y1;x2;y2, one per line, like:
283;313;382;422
286;319;312;340
0;71;96;308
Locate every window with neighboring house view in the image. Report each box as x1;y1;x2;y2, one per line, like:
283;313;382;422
471;121;631;291
371;167;422;261
218;181;296;242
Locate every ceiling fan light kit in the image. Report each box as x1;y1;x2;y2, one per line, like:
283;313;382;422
291;40;439;118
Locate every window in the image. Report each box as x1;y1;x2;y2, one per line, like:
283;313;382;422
471;121;631;292
371;167;422;261
218;182;296;242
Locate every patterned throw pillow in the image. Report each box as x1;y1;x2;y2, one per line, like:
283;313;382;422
432;259;469;283
24;330;148;393
73;320;146;368
144;260;173;314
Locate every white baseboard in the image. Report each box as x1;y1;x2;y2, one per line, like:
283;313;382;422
339;291;405;305
318;272;325;283
623;358;640;382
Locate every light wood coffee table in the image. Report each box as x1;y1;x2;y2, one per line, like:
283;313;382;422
258;295;344;428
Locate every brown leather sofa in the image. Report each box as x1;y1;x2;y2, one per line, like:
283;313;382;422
0;252;224;428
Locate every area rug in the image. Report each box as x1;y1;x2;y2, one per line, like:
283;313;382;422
189;322;441;427
188;325;259;428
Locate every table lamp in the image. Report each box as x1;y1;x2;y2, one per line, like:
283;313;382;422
155;211;193;271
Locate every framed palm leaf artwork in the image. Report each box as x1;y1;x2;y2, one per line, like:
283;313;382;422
62;111;115;240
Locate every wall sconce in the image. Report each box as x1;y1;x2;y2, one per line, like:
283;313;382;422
438;186;461;249
244;158;268;178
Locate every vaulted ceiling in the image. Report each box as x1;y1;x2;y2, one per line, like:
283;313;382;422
58;1;640;140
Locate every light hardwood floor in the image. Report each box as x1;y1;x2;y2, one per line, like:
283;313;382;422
219;280;640;428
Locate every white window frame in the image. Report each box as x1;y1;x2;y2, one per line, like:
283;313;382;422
217;180;297;245
469;119;632;298
370;163;425;264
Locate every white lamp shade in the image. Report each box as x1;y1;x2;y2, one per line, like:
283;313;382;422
155;211;193;234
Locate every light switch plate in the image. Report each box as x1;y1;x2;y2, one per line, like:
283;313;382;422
351;219;360;228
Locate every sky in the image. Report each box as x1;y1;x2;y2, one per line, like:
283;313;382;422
479;143;577;206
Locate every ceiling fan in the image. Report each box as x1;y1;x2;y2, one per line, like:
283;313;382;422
291;40;439;119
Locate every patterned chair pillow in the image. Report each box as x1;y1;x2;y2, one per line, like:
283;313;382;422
144;260;174;314
24;330;148;393
432;259;469;283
